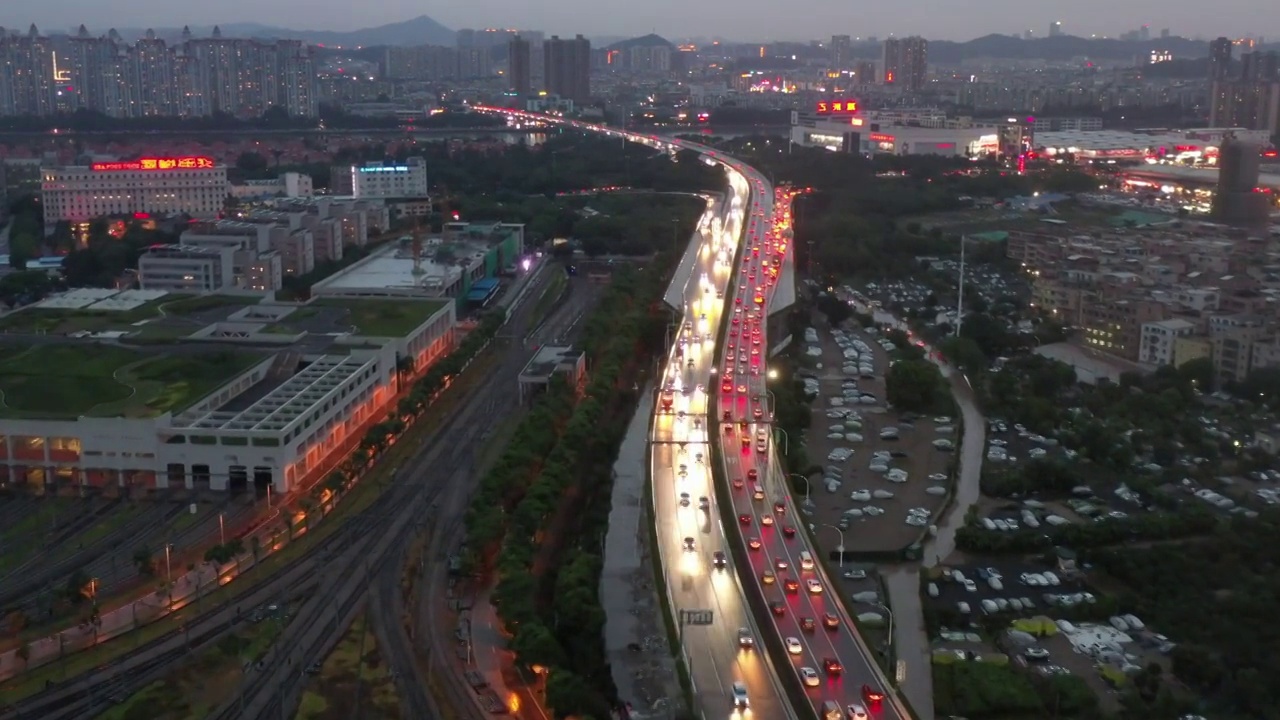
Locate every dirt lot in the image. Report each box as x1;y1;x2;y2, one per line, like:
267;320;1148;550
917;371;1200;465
801;319;957;554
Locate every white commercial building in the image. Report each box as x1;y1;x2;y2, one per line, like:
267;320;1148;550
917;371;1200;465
0;298;456;495
40;155;228;230
349;158;429;199
1139;318;1197;366
790;111;997;156
139;220;287;293
229;172;314;200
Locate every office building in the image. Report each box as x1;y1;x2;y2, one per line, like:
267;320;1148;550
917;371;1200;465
140;220;285;292
882;36;927;91
830;35;851;68
345;158;429;199
508;35;532;96
544;34;591;104
41;155;228;232
1049;22;1063;37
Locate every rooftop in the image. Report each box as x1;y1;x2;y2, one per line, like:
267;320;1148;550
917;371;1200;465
0;343;262;420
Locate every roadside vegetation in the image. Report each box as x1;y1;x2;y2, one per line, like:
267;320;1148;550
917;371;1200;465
463;263;673;718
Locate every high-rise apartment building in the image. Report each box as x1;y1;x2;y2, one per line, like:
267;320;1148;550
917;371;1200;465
508;35;532;96
1049;22;1063;37
384;45;460;81
544;34;591;104
0;25;317;118
830;35;851;68
882;36;927;91
1209;37;1234;81
0;25;57;116
1210;51;1280;136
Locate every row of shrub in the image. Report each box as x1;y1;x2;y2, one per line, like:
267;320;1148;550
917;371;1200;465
466;266;672;719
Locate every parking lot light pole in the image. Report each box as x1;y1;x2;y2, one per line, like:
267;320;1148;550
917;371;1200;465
788;473;811;498
873;601;895;660
823;524;845;568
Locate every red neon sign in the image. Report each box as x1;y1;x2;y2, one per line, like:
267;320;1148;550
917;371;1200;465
870;133;895;143
815;99;859;115
91;156;215;172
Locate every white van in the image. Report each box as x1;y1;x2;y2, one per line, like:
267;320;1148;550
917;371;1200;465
800;551;814;570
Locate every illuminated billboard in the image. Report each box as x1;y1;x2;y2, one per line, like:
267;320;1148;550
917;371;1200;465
815;99;859;115
91;156;216;172
869;133;895;143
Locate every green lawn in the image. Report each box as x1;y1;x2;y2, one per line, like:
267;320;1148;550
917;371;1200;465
159;294;256;316
0;345;262;419
0;300;171;335
312;298;448;338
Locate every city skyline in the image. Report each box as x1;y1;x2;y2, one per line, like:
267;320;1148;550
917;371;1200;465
5;0;1279;44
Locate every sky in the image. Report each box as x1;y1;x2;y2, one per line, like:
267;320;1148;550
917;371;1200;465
9;0;1278;42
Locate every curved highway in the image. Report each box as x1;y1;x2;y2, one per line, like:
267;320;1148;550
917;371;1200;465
474;106;908;720
651;188;793;720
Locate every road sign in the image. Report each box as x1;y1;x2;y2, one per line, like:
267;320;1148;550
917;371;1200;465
680;609;714;626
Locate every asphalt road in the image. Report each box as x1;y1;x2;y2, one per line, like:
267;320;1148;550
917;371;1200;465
652;190;792;720
717;180;908;720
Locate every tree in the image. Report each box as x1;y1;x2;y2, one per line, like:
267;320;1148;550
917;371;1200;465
132;547;155;576
886;359;943;413
65;569;90;605
0;270;56;306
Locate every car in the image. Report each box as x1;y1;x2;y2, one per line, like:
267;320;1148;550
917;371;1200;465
774;501;786;515
823;657;843;676
753;407;763;419
731;476;744;488
683;537;695;552
713;551;727;569
748;537;762;551
861;684;885;709
732;680;750;709
786;637;803;655
823;613;840;630
784;578;800;594
761;514;775;526
782;525;797;538
739;513;753;525
806;579;823;594
776;557;789;571
843;569;867;580
738;627;754;649
747;469;759;481
679;493;690;507
761;571;776;585
800;616;816;633
698;496;710;510
846;704;869;720
770;601;786;616
800;667;820;687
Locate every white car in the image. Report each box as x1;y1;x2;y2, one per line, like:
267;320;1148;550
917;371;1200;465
732;680;750;708
786;636;803;655
806;579;823;594
846;704;869;720
800;667;820;687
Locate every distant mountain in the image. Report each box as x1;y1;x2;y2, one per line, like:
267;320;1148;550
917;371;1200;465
108;15;454;47
606;34;675;51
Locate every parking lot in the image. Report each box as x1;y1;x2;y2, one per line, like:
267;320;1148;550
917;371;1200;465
922;561;1171;714
799;318;957;554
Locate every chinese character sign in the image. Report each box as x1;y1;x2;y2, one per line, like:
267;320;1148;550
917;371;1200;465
91;156;216;172
815;100;859;115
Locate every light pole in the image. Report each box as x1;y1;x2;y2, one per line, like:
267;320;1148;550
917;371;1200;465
219;513;225;545
773;426;789;456
164;544;173;605
788;473;811;498
823;524;846;568
873;601;895;659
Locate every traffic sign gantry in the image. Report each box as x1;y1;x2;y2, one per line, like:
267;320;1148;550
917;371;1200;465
680;609;714;626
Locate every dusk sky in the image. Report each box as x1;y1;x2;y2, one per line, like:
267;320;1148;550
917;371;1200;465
9;0;1277;41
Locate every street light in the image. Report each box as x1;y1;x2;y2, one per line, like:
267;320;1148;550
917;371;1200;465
823;524;846;568
788;473;811;498
773;426;789;456
872;601;895;659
